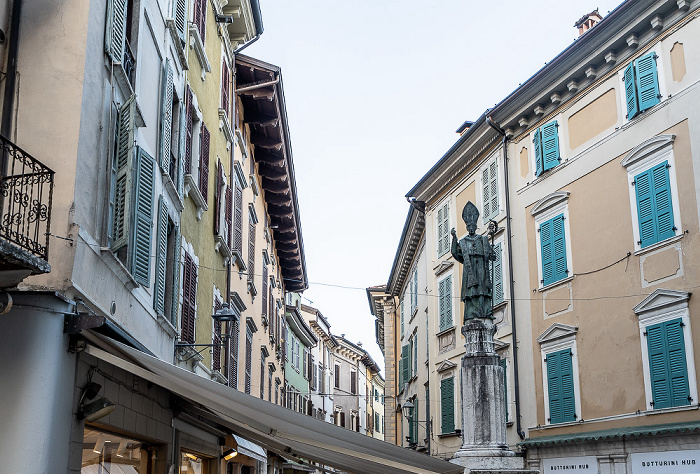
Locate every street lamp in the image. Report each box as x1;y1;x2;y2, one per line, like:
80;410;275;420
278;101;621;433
401;400;432;453
175;303;240;350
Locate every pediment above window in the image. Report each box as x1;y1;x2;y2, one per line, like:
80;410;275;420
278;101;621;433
537;323;578;345
436;359;457;373
633;288;690;316
434;260;454;276
531;192;570;216
494;339;509;351
621;134;675;168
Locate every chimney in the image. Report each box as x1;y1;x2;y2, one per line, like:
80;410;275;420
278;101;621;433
575;9;603;36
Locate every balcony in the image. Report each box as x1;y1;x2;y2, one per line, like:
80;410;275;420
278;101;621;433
0;135;54;287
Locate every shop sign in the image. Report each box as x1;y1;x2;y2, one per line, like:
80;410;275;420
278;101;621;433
542;456;597;473
631;449;700;473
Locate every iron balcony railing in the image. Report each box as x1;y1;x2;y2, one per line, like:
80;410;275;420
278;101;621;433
0;135;54;261
123;40;136;89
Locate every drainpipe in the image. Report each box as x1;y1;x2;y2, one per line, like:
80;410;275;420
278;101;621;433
486;116;526;441
1;0;21;140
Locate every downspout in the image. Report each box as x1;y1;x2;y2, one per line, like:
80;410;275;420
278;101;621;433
1;0;21;140
486;116;526;441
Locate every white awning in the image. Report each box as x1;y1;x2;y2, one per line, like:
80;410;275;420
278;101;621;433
84;337;462;474
233;434;266;463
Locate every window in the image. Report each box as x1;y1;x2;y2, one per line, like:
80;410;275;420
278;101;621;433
438;275;453;331
198;123;210;203
400;344;410;387
232;166;245;256
374;412;380;433
413;334;418;376
227;319;239;389
153;195;181;324
410;268;418;314
635;289;697;411
260;349;266;399
436;201;450;257
110;97;155;285
490;242;504;304
334;364;340;389
532;192;572;288
406;402;417;445
104;0;138;88
533;120;560;176
538;323;581;425
622;135;680;251
180;252;197;344
440;377;455;434
268;366;273;402
212;298;223;372
624;51;661;120
400;299;405;337
350;370;357;394
244;324;253;394
192;0;207;43
247;207;257;287
213;159;231;249
482;157;499;221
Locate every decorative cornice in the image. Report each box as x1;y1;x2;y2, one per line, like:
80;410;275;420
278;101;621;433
621;134;675;168
531;191;570;216
537;323;578;344
633;288;690;315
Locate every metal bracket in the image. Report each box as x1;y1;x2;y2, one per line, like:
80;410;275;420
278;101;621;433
64;313;105;334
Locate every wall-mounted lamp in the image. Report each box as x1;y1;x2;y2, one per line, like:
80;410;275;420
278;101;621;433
78;381;115;422
176;303;240;350
222;448;238;460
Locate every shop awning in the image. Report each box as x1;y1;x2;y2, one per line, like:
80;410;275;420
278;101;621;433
233;434;267;463
84;337;462;474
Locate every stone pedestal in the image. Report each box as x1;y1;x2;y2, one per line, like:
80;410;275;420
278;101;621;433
450;320;537;474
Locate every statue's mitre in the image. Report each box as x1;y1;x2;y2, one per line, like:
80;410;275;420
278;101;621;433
462;201;479;225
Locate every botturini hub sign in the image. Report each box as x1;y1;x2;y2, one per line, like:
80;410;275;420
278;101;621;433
542;456;597;473
631;450;700;473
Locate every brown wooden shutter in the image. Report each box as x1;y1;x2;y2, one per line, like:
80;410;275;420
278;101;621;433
225;186;233;248
351;370;357;394
335;365;340;388
181;252;197;344
262;263;268;318
193;0;206;43
221;60;229;113
184;86;193;174
244;325;252;394
233;182;243;253
227;319;239;389
260;353;265;399
340;412;345;428
213;298;222;371
199;123;210;203
214;159;223;234
268;286;274;336
247;219;255;282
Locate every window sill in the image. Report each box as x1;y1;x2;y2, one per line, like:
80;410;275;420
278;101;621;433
634;233;684;256
188;24;211;80
537;275;574;293
165;19;188;71
493;299;508;311
162;171;184;212
436;326;455;338
112;65;147;128
99;246;137;290
437;432;460;439
644;404;698;416
214;234;232;263
219;109;234;144
156;313;178;338
232;249;246;274
247;280;257;299
184;174;208;220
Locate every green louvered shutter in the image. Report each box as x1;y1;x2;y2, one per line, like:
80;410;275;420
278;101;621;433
173;0;187;43
439;276;452;331
483;160;499;221
500;357;508;420
129;147;155;286
437;206;445;256
400;299;404;336
533;127;543;177
539;219;553;286
492;243;504;304
541;121;560;172
177;101;186;197
105;0;127;62
547;349;576;424
635;162;675;248
159;60;174;174
648;319;689;409
441;203;449;255
398;356;403;387
552;214;568;283
170;224;181;325
401;345;410;387
153;196;168;314
112;95;136;251
441;377;454;434
413;334;418;375
624;62;639;119
636;52;660;113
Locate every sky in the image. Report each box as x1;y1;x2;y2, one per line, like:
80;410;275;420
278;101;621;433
245;0;623;373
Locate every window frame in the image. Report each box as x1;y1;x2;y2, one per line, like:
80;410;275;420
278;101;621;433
540;334;581;426
622;135;681;252
532;192;573;289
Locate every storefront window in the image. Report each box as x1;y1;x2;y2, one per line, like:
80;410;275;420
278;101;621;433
181;451;211;474
82;427;152;473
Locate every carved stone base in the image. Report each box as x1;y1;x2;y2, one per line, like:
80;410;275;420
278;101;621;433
450;453;530;473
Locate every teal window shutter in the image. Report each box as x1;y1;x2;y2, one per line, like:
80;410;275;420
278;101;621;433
129;147;155;286
541;120;560;172
401;345;410;387
104;0;127;62
169;224;181;325
400;299;404;336
624;62;639;119
439;276;452;331
177;101;186;197
533;127;543;177
441;377;455;434
540;214;567;286
547;349;576;424
483;160;499;221
413;334;418;375
635;52;660;112
112;95;136;251
159;60;174;174
647;318;689;409
398;357;403;387
500;357;508;421
153;196;168;315
635;161;675;248
492;243;504;304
